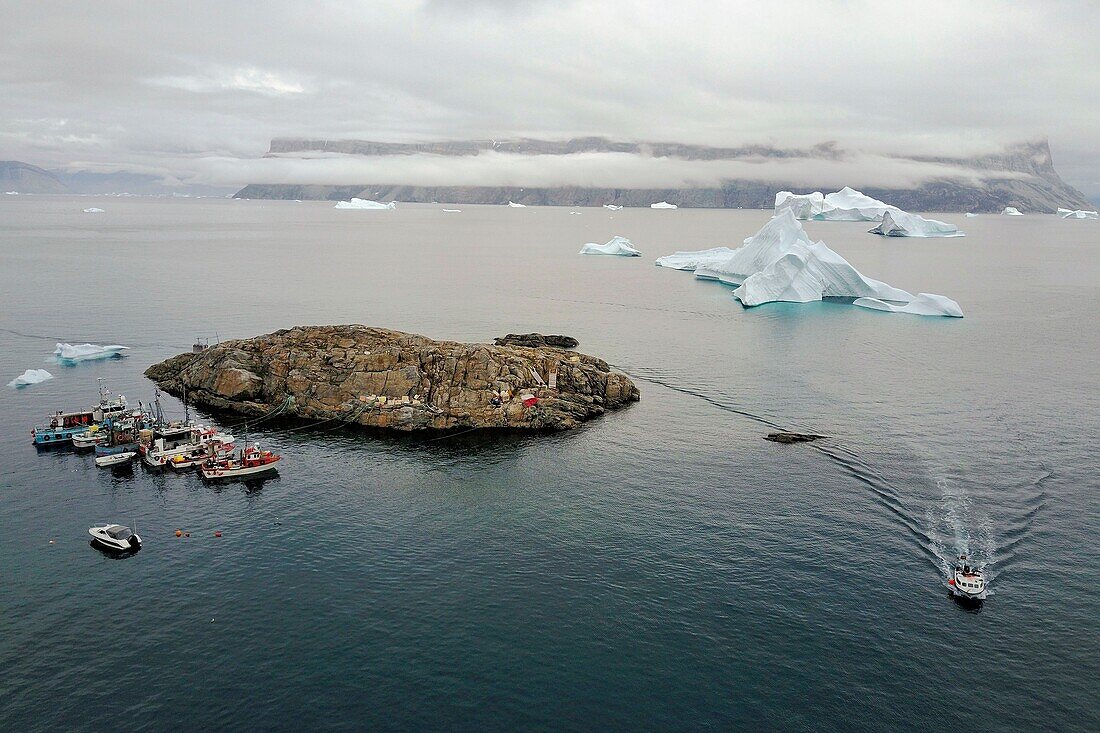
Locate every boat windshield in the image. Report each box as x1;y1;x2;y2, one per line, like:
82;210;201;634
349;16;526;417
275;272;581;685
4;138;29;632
107;527;132;540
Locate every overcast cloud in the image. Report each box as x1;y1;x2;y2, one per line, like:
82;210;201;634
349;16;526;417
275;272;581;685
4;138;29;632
1;1;1097;194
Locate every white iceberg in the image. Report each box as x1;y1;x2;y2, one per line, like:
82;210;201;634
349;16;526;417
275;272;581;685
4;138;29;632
334;198;396;210
654;210;961;316
507;201;527;208
1057;207;1098;219
774;191;826;219
655;247;738;271
651;201;678;209
5;191;19;195
965;212;979;217
442;209;461;213
868;210;963;237
579;236;641;256
8;369;53;388
603;204;624;211
53;343;129;363
775;187;898;221
570;211;582;215
1001;206;1023;216
854;293;964;318
83;207;105;213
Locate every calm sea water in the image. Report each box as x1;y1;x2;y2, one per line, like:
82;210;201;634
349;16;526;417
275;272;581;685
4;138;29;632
1;197;1097;731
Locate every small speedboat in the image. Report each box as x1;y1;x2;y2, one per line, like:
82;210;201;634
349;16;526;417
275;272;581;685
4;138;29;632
949;555;986;599
95;451;136;468
89;524;142;552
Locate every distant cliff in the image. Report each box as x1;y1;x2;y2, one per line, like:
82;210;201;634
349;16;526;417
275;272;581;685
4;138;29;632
0;161;68;194
236;138;1090;213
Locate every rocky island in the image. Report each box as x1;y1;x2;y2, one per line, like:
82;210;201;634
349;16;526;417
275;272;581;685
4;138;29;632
145;325;638;431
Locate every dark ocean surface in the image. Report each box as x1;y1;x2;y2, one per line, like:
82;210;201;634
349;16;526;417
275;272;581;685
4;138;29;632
1;197;1097;731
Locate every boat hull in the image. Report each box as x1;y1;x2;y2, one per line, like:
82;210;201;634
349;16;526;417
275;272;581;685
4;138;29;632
201;461;280;480
95;451;136;468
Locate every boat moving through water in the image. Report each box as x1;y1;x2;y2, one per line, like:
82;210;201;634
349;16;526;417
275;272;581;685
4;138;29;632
949;555;987;600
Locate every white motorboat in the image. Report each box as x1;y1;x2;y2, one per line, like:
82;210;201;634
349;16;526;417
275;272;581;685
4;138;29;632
95;451;136;468
949;555;986;599
72;427;109;450
88;524;142;552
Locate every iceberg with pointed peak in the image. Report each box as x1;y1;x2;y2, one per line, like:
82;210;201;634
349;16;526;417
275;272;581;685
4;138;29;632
8;369;53;388
854;293;964;317
868;210;963;237
1057;207;1098;219
579;236;641;256
507;201;527;208
1001;206;1023;216
334;198;396;210
650;201;677;209
655;210;961;316
53;343;129;364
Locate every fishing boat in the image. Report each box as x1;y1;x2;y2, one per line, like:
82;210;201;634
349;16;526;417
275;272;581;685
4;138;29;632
31;380;129;446
93;410;149;461
71;424;109;450
166;430;236;470
94;451;137;468
88;523;142;552
201;444;281;480
949;555;987;600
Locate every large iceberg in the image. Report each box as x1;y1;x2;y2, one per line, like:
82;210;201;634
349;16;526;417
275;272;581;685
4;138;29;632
1057;207;1098;219
604;204;624;210
507;201;527;208
775;187;898;221
1001;206;1023;216
654;247;737;271
655;210;961;316
579;236;641;256
650;201;678;209
868;210;963;237
334;198;396;210
53;343;129;363
8;369;53;388
854;293;964;318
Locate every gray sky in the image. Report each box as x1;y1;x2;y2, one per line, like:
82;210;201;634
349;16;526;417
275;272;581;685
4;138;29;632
2;0;1098;194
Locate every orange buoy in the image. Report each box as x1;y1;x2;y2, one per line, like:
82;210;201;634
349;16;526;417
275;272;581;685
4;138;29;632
214;531;222;538
175;529;182;538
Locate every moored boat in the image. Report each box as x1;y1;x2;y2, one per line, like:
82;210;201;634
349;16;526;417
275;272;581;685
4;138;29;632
95;451;137;468
31;380;129;446
72;425;110;450
201;444;281;480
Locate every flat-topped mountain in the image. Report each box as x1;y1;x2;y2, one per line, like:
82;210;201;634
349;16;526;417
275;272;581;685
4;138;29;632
236;138;1090;213
145;325;639;432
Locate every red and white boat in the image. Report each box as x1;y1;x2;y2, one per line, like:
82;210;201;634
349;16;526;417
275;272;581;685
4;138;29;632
200;444;281;480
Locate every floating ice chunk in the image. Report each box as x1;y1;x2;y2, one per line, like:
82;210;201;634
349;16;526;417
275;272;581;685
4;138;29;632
579;236;641;256
603;204;623;210
655;247;737;271
868;210;963;237
570;211;582;215
8;369;53;387
1001;206;1023;216
334;198;396;210
1057;207;1098;219
83;207;105;213
965;212;978;217
650;201;678;209
53;343;129;363
854;293;964;317
442;208;461;213
507;201;527;208
774;191;826;219
5;191;18;195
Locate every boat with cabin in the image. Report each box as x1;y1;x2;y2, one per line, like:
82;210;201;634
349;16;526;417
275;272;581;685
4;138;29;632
31;380;129;446
200;444;281;480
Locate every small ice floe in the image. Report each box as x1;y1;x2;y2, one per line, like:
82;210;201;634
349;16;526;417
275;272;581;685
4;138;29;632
650;201;677;209
442;208;461;213
83;207;105;213
507;201;527;208
604;204;624;210
965;212;979;217
4;191;18;195
853;293;964;318
8;369;53;388
1001;206;1024;216
569;211;582;215
53;343;129;364
654;210;962;316
579;236;641;256
334;198;396;210
868;210;963;238
1057;207;1098;219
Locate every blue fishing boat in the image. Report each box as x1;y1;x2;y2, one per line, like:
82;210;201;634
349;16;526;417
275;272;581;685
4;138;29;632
31;379;129;446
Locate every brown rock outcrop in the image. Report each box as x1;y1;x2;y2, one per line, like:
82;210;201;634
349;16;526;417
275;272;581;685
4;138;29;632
145;325;638;431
